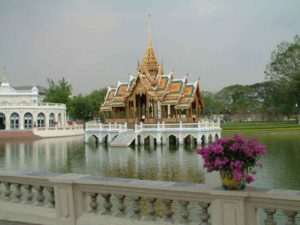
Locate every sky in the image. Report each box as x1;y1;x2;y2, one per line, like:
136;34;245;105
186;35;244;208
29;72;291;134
0;0;299;94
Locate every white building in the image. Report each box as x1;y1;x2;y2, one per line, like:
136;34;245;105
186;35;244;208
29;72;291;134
0;78;67;130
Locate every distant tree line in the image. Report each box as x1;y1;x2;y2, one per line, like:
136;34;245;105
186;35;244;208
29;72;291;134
202;35;300;121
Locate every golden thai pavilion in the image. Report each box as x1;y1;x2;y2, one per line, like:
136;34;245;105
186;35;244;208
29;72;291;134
100;27;204;123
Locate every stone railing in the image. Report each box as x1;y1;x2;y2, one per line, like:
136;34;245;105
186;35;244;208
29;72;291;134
0;172;299;225
0;102;66;109
104;118;202;124
36;124;83;131
86;121;221;133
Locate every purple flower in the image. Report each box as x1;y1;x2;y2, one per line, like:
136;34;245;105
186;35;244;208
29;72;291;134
229;142;241;152
230;160;244;170
196;133;267;183
247;175;254;184
234;171;243;181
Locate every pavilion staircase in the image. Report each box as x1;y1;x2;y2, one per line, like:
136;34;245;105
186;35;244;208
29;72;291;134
109;130;136;147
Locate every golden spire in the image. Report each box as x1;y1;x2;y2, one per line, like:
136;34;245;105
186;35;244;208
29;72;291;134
138;14;159;78
148;14;152;48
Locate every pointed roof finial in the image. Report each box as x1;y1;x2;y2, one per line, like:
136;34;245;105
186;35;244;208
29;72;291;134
148;14;152;47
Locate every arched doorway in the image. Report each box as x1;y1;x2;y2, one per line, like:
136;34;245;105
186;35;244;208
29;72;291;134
49;113;55;128
37;113;45;128
24;112;33;129
0;113;5;129
10;113;19;129
135;93;147;120
168;135;177;145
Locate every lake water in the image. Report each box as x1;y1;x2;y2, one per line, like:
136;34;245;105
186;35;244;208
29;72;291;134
0;131;300;190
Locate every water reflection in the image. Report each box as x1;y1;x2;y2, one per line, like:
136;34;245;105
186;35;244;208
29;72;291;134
0;137;205;183
0;131;300;190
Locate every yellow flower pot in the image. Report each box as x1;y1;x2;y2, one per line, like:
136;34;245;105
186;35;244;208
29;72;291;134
220;170;246;190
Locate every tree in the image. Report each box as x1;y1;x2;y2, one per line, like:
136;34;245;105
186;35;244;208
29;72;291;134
201;91;224;117
70;88;107;120
44;78;73;112
70;94;91;120
265;35;300;116
87;88;107;119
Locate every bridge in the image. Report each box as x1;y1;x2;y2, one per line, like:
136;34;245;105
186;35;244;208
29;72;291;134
85;121;222;147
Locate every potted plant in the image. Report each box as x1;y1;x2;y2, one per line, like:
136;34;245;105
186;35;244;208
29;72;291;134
197;134;266;190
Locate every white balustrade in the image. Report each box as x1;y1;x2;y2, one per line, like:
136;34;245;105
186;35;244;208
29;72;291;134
0;173;299;225
85;121;221;133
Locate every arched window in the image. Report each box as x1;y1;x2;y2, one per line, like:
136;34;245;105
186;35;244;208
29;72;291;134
0;113;5;130
10;113;19;129
37;113;45;128
24;112;33;129
49;113;55;128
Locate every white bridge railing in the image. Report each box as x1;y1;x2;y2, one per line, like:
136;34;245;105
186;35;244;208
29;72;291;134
0;172;299;225
85;121;221;133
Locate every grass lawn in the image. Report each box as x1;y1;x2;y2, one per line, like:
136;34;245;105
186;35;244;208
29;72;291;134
221;121;300;132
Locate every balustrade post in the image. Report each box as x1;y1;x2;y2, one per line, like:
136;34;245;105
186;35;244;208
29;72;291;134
47;187;55;208
125;122;127;130
140;122;143;130
264;209;277;225
88;192;99;213
199;202;210;225
101;193;112;215
109;123;111;131
178;200;189;224
14;183;22;203
115;194;126;217
198;121;201;129
24;184;33;204
131;196;142;219
180;121;182;129
145;198;157;221
162;121;165;129
3;182;11;201
100;122;102;130
36;186;45;206
283;210;297;225
162;199;173;222
157;121;160;130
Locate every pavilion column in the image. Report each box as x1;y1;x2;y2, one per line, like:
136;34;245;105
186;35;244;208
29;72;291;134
126;102;129;119
146;94;149;118
153;101;157;119
133;95;136;119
